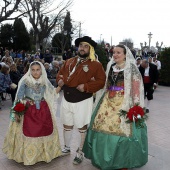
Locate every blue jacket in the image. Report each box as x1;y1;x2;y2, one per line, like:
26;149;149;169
0;72;12;92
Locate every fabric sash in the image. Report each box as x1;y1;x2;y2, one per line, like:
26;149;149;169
63;85;93;103
143;76;150;83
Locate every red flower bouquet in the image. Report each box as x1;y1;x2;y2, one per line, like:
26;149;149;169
12;100;27;117
127;105;145;122
119;104;148;128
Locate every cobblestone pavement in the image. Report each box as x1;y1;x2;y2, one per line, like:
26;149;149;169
0;85;170;170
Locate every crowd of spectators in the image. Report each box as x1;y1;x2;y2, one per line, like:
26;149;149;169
0;45;161;110
0;47;72;110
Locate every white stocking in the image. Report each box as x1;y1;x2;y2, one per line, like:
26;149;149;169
78;129;87;151
63;128;73;148
146;100;151;109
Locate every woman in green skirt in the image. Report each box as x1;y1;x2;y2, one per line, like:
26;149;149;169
83;45;148;170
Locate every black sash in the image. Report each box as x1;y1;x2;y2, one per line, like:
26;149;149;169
63;85;93;103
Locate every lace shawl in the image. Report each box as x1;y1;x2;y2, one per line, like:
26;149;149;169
94;46;144;136
15;61;58;103
13;61;59;142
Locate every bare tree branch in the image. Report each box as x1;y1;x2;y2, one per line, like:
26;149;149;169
19;0;73;50
0;0;22;23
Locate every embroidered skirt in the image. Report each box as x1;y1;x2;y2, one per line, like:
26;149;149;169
2;101;61;165
83;92;148;170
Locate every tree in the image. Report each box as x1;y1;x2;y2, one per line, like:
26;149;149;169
159;47;170;86
13;18;31;51
52;33;68;53
119;38;134;49
0;23;14;49
0;0;23;23
51;11;73;53
19;0;73;50
63;11;72;48
29;28;36;51
95;44;109;71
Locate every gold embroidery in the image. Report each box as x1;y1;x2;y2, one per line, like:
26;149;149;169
92;91;132;137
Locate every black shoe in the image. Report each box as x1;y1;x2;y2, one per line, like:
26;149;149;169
73;148;84;165
146;109;149;113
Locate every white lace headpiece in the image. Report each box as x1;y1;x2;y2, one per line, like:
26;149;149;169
95;45;144;112
15;61;58;108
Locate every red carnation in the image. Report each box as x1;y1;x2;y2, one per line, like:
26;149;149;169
127;105;144;122
14;103;25;112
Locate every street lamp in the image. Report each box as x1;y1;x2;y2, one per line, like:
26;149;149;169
140;42;143;49
148;32;152;50
79;22;81;38
100;34;102;44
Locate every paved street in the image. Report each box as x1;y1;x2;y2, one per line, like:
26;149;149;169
0;85;170;170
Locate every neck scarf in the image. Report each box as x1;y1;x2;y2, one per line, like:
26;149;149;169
82;42;96;61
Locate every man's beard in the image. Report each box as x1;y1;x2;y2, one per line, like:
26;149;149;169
78;51;90;59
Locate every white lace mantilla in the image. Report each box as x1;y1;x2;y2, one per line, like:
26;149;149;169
94;46;144;136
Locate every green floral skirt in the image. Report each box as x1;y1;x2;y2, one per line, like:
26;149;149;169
83;93;148;170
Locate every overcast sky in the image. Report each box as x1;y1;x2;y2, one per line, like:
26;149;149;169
1;0;170;48
70;0;170;48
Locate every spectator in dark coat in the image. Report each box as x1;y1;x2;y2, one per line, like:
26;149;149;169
10;63;22;86
50;61;60;78
44;63;52;79
66;49;73;59
0;65;17;102
44;50;53;64
37;49;44;59
62;50;67;60
139;59;158;113
16;59;24;75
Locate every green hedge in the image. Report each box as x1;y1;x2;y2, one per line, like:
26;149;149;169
95;45;109;70
159;47;170;86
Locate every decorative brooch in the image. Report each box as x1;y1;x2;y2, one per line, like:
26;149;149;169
83;65;89;72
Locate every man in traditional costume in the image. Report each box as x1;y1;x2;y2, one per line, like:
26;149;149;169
56;36;106;164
